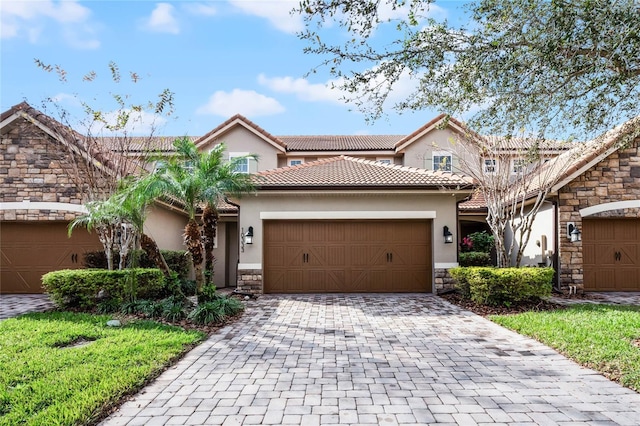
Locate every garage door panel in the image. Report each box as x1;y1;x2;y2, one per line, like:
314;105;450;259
1;222;102;294
263;220;432;293
583;219;640;291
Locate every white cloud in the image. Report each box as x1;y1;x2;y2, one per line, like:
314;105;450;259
257;74;345;104
196;89;285;117
228;0;302;33
183;2;217;17
142;3;180;34
84;109;168;136
0;0;99;48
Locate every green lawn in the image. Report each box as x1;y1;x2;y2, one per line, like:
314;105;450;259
491;304;640;391
0;312;204;426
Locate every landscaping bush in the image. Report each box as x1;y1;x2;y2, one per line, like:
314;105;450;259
459;251;492;267
449;266;553;306
188;301;225;325
197;284;220;304
42;269;165;309
83;250;191;280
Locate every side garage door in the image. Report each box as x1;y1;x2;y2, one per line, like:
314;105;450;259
1;222;102;294
583;219;640;291
264;220;432;293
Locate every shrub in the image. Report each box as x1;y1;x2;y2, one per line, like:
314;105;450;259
83;250;191;280
162;301;187;322
449;266;553;306
42;269;165;309
459;251;492;267
188;301;225;325
214;297;245;317
197;284;220;304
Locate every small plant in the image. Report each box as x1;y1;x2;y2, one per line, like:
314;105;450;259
459;251;492;267
214;297;245;317
181;279;197;297
139;300;164;318
188;301;225;325
197;284;220;304
121;300;145;315
162;301;187;322
97;298;121;314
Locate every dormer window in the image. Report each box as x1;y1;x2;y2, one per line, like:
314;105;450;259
289;159;303;166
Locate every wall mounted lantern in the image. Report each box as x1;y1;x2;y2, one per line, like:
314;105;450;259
443;226;454;244
567;222;581;242
241;226;254;252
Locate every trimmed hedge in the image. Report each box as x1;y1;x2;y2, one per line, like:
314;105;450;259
449;267;553;306
83;250;191;279
459;251;492;267
42;268;165;309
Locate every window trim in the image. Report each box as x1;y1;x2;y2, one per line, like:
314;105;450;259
432;151;453;172
229;152;250;174
483;158;497;174
289;159;303;166
511;158;526;175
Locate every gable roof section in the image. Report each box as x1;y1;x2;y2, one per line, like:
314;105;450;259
394;114;479;152
280;135;402;151
1;102;122;176
548;116;640;192
194;114;287;153
254;155;473;190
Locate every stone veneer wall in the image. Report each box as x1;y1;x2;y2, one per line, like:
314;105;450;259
434;268;456;293
1;118;86;221
236;269;263;294
557;137;640;291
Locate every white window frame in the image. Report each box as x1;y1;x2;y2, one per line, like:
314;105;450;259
229;152;250;174
511;158;526;175
432;151;452;172
289;159;303;166
376;158;392;165
483;158;497;174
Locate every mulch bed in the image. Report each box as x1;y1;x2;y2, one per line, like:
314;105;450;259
439;292;566;316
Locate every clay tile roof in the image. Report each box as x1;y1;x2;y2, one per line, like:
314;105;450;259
254;155;474;190
459;191;487;212
279;135;402;151
103;136;199;153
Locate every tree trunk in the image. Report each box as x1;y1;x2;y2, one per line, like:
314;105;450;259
184;219;204;290
202;205;218;285
140;233;171;276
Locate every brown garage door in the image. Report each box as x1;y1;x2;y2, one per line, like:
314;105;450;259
583;219;640;291
264;220;432;293
1;222;102;294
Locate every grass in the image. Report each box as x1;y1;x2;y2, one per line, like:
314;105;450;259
491;304;640;391
0;311;205;426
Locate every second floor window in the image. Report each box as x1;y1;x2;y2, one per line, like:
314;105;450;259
484;158;496;174
512;158;526;175
229;152;250;174
289;160;303;166
432;151;452;172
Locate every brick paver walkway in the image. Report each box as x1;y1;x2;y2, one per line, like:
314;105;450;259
0;294;56;319
101;294;640;425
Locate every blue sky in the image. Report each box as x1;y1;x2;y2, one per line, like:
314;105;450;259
1;1;468;137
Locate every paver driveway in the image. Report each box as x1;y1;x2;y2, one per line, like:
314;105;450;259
102;295;640;425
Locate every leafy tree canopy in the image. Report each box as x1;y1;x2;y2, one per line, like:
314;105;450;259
298;0;640;139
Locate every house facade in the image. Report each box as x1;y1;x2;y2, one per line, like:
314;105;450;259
2;102;638;294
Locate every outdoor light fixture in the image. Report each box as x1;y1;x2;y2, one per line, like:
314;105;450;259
567;222;581;242
443;226;454;244
241;226;254;252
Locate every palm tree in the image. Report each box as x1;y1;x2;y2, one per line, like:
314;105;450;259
143;137;255;290
68;199;121;270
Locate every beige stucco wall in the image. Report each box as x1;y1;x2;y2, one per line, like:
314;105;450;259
202;127;281;172
144;205;188;251
401;128;463;170
234;191;465;269
506;202;556;267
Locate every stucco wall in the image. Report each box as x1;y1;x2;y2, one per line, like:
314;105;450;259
558;137;640;290
505;202;556;267
401;128;462;171
144;205;189;251
201;126;281;171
